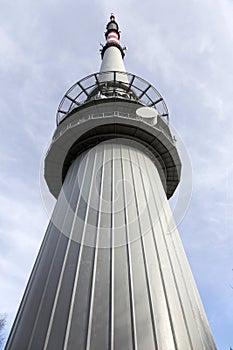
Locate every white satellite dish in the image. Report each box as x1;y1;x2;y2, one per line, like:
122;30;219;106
136;106;158;125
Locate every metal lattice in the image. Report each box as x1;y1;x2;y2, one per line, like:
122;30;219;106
56;71;169;125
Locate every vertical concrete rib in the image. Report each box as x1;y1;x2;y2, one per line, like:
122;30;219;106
151;164;199;349
5;224;52;349
135;150;161;347
143;153;189;349
109;144;114;350
113;143;134;350
155;192;195;348
6;154;85;350
140;151;178;350
63;148;99;350
142;150;217;350
6;140;217;350
157;187;205;349
43;152;91;349
62;151;95;349
120;145;138;350
154;165;217;350
88;144;112;349
7;163;79;349
29;157;82;349
128;148;158;350
85;145;105;350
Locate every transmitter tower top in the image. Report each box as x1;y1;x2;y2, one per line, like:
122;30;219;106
56;15;169;125
100;14;125;59
45;15;181;199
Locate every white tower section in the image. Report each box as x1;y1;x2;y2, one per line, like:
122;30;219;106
100;14;128;83
100;46;127;78
5;15;218;350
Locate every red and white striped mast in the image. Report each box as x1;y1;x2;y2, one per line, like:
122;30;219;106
105;13;121;44
100;14;128;82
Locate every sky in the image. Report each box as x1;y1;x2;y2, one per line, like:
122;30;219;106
0;0;233;349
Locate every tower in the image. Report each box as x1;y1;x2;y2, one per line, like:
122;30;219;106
6;14;217;349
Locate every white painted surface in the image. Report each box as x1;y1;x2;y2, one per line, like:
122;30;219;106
136;106;158;125
100;46;128;83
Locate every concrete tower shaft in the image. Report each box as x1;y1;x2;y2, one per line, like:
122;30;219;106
6;15;217;350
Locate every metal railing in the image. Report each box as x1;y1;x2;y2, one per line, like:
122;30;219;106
53;111;174;145
56;71;169;125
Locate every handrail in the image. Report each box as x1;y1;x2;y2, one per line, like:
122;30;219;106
52;111;174;146
56;71;169;125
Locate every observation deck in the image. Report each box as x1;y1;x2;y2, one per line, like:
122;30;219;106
56;71;169;125
45;71;181;199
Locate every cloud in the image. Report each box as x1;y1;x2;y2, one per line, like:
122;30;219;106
0;1;233;349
